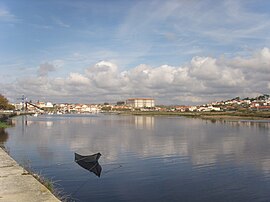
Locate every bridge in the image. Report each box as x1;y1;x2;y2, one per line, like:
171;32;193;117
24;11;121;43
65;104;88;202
25;102;44;111
0;95;43;121
16;95;45;112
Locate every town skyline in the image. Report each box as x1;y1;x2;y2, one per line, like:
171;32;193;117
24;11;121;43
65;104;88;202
1;1;270;105
13;93;270;108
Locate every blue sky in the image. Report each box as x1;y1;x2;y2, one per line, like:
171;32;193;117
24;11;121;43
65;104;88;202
1;0;270;104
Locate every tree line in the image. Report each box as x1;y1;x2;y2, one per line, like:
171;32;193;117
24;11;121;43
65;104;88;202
0;94;15;110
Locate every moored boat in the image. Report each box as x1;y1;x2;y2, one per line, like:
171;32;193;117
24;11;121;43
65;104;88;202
75;152;101;163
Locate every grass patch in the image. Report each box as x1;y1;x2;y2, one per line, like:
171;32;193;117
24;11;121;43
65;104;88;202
0;121;9;128
31;172;55;193
118;111;270;120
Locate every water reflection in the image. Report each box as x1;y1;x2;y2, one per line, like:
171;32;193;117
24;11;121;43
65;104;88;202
206;119;270;130
135;116;154;130
75;160;102;177
5;115;270;201
74;152;102;177
7;116;270;169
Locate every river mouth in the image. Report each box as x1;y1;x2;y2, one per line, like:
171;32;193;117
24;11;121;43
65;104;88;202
2;114;270;202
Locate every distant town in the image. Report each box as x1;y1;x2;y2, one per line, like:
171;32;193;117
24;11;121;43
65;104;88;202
10;94;270;115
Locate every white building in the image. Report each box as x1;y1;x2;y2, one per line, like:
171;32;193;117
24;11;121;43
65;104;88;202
45;102;54;108
126;98;155;108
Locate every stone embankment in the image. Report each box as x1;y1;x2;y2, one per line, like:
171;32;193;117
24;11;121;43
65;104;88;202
0;148;60;202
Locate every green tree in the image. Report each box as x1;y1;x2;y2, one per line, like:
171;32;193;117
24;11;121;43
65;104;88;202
0;94;14;110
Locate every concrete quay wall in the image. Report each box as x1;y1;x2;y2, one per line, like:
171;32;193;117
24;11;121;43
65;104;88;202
0;148;60;202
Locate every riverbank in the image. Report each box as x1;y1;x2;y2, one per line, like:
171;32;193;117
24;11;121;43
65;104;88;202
0;121;10;128
0;147;60;202
118;111;270;120
0;112;16;129
0;111;34;128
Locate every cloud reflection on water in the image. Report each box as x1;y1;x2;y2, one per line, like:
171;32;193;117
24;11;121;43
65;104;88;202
5;115;270;175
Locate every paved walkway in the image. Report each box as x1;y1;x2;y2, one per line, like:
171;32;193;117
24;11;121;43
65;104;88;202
0;148;60;202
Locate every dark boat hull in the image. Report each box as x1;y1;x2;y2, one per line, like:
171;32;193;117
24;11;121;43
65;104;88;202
75;152;101;163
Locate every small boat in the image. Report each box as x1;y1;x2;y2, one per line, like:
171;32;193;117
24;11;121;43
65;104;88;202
75;152;101;163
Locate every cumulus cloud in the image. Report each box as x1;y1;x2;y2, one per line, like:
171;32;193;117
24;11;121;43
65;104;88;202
86;61;128;89
228;47;270;71
3;48;270;104
67;73;90;85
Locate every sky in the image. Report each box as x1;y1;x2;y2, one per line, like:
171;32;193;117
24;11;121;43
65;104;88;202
0;0;270;105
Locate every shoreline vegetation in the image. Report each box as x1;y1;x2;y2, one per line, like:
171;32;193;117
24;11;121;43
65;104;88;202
21;162;68;201
0;121;10;128
0;119;13;128
0;112;32;128
117;111;270;121
0;113;13;128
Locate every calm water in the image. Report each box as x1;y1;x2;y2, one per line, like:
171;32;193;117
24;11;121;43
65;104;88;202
2;114;270;202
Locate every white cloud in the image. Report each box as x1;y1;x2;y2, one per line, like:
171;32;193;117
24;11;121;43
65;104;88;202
86;61;127;89
67;73;90;85
189;57;220;80
229;47;270;70
2;48;270;104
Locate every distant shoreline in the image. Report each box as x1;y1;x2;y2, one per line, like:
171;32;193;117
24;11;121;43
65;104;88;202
117;111;270;121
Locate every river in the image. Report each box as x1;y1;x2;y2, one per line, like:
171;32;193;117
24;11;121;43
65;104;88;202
1;114;270;201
